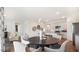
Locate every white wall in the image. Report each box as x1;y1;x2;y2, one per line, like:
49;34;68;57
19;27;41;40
4;7;67;37
67;18;79;40
22;19;39;37
4;7;79;40
67;8;79;41
67;18;73;40
23;19;67;37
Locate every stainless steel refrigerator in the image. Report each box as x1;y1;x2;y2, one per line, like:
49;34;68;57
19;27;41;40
73;23;79;51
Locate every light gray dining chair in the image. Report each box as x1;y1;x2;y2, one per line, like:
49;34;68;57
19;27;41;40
13;41;26;52
13;41;42;52
44;40;70;52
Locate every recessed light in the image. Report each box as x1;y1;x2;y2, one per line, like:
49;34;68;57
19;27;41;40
38;18;42;23
61;16;66;18
56;11;60;15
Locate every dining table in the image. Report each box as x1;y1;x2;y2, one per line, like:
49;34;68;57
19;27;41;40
28;37;63;51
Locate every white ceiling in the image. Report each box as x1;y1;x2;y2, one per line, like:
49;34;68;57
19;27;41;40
4;7;79;22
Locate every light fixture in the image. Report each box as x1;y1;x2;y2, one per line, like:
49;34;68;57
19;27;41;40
47;24;51;30
61;16;66;19
47;24;50;28
56;11;60;15
38;18;42;23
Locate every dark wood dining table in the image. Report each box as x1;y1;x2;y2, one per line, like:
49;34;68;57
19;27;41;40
28;39;63;51
27;36;66;51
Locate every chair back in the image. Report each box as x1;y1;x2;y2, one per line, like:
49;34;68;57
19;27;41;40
44;47;57;52
59;40;70;51
44;40;70;52
13;41;26;52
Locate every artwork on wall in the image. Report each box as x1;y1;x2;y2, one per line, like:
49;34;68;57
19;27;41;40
37;25;41;30
32;24;43;32
32;26;36;31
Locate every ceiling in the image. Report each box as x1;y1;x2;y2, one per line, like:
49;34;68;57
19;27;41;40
4;7;79;22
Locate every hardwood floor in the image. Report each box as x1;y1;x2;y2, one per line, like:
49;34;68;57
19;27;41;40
4;41;14;52
65;41;76;52
58;39;76;52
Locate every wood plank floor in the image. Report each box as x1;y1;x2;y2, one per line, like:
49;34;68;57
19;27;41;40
65;41;76;52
